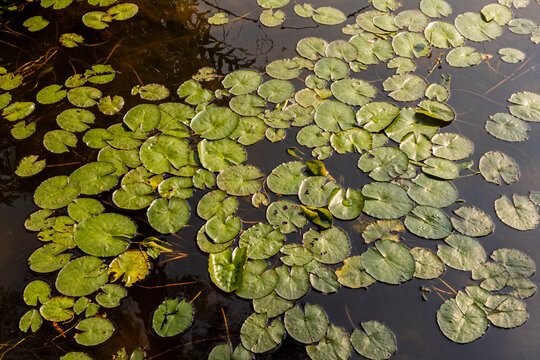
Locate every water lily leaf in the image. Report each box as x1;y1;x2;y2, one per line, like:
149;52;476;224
486;113;530;142
392;32;430;59
309;265;340;293
302;227;350;264
197;190;237;220
267;161;308;195
446;46;482;68
362;182;413;219
425;83;449;102
122;104;160;132
266;58;301;80
23;16;49;32
455;12;502;42
84;64;116;84
422;157;459;180
417;100;455;122
109;250;150;287
205;214;241;244
15;155;46;177
495;194;538;230
355;10;389;34
507;277;537;299
2;102;35;121
298;176;339;207
437;234;487;271
407;174;456;208
107;3;138;20
240;312;284;353
64;74;86;88
383;74;427;102
229;94;265;117
485;294;528;328
330;79;375;107
472;262;510;291
362;220;404;243
362;240;415;284
398;132;431;161
24;280;51;306
228;116;266;145
68;161;117;195
208;344;251;360
424;21;464;48
335;256;375;288
11;120;35;139
41;0;72;9
67;86;102;107
394;10;429;32
209;247;247;292
314;58;348;81
280;244;313;266
0;92;11;110
351;321;396;360
431;132;473;160
147;198;189;234
217;165;263;196
275;265;309;300
56;108;95;132
25;209;55;232
297;125;330;148
508;18;537;34
139;135;189;174
325;40;358;62
285;304;328;344
222;70;262;95
498;0;529;7
59;33;84;47
67;198;104;223
73;317;114;346
39;296;74;322
481;5;512;27
208;12;229;25
112;183;153;210
28;243;70;273
306;324;351;360
296;38;327;63
327;188;364;220
151;298;193;338
253;291;294;317
36;84;66;105
198;138;246;173
330;128;372;154
420;0;452;18
132;83;169;101
312;6;346;25
34;175;79;210
350;33;393;65
55;256;108;296
43;130;77;154
357;102;400;133
479;151;519;185
191;107;239;139
239;223;284;260
236;260;279;299
19;309;42;333
267;200;307;233
491;248;535;278
74;213;135;257
387;57;417;75
451;206;494;237
177;79;212;104
259;9;285;27
157;176;193;200
508;91;540;122
411;247;445;279
437;293;488;343
405;205;452;239
257;79;294;103
358;147;409;181
294;3;315;17
98;95;124;115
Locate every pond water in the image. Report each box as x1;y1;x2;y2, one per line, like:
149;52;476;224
1;0;540;359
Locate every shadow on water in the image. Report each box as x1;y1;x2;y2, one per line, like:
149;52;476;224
1;0;540;359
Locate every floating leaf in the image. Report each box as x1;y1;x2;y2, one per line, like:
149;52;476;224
455;12;502;42
285;304;328;344
208;12;229;25
217;165;263;196
75;317;115;346
417;100;455;122
132;83;169;101
209;247;248;292
395;10;429;32
19;309;42;333
451;206;494;237
422;157;459;180
40;296;74;322
260;9;285;27
328;188;364;220
109;250;150;287
16;155;46;177
139;135;190;174
23;16;49;32
437;234;487;271
437;293;488;343
55;256;108;296
236;260;278;299
191;107;239;140
314;58;349;81
411;247;445;279
485;294;528;328
446;46;482;67
152;298;193;337
508;18;537;35
37;84;66;104
495;194;539;231
147;198;189;234
67;86;102;107
362;182;413;219
479;151;519;185
486;113;529;142
2;102;35;121
67;198;104;223
253;291;294;317
98;95;124;115
275;265;310;300
424;21;464;48
491;248;535;278
383;74;427;102
351;321;396;360
312;6;346;25
362;240;415;284
34;175;79;209
499;48;526;63
508;91;540;122
107;3;138;20
41;0;72;9
481;3;512;25
303;227;350;264
60;33;84;47
405;205;452;239
472;262;510;291
358;146;409;181
74;213;135;257
306;324;352;360
298;176;339;207
239;223;284;260
240;312;284;353
23;280;51;306
68;161;117;195
222;70;262;95
420;0;452;18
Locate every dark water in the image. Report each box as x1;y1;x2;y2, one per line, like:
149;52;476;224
1;0;540;359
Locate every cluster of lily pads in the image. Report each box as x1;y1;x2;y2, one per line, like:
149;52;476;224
7;0;540;358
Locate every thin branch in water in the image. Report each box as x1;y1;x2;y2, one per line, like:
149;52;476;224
484;55;534;95
345;305;355;329
453;88;503;106
136;281;197;289
0;338;26;360
190;290;202;303
221;307;230;344
122;62;144;85
438;278;458;295
148;335;230;359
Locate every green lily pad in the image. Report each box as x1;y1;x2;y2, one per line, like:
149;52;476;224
351;321;396;360
229;94;265;116
302;227;350;264
253;291;294;318
431;132;473;160
411;247;445;279
239;223;284;260
280;244;313;266
358;146;409;181
362;240;415;284
486;113;530;142
310;266;340;293
67;198;104;223
266;58;301;80
405;205;453;239
417;100;455;122
285;304;328;344
68;161;117;195
507;277;537;299
23;280;51;306
191;107;239;140
485;294;528;328
152;298;193;337
43;130;77;154
499;48;526;63
362;220;404;243
437;234;487;271
508;18;537;34
267;161;308;195
40;296;75;322
330;127;372;154
177;80;212;104
425;83;449;102
407;174;457;208
34;175;79;209
112;183;154;210
328;188;364;220
217;165;263;196
107;3;138;20
36;84;66;104
383;74;427;102
132;83;169;100
229;116;266;145
56;108;95;132
28;243;70;273
74;213;135;257
357;102;400;133
451;206;494;237
158;176;193;200
209;247;248;292
297;125;330;148
472;262;510;291
235;260;278;299
3;102;35;121
306;324;351;360
294;3;315;17
15;155;46;177
422;157;459;180
59;33;84;47
208;12;229;25
98;95;124;115
222;70;262;95
259;9;285;27
23;16;49;32
326;40;358;62
55;256;108;296
240;312;284;353
11;120;36;139
205;214;241;243
314;58;349;81
41;0;72;9
330;78;376;106
197;190;237;220
298;176;339;207
335;256;375;288
420;0;452;18
258;79;294;103
198;138;246;172
495;194;539;230
446;46;483;67
491;248;535;278
479;151;519;185
392;32;430;58
362;182;413;219
481;3;512;25
139;135;190;174
455;12;502;42
312;6;346;25
208;344;251;360
275;265;310;300
73;317;114;346
508;91;540;122
424;21;464;48
147;198;189;234
67;86;102;107
437;293;488;343
395;10;429;32
19;309;42;333
0;92;11;110
108;250;150;287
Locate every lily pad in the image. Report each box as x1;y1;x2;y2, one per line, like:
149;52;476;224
107;3;138;20
314;58;349;81
411;247;445;279
239;223;284;260
486;113;530;142
139;135;190;174
357;102;400;133
495;194;539;231
40;296;75;322
479;151;519;185
437;234;487;271
285;304;328;344
55;256;108;296
3;102;35;121
253;291;294;318
298;176;339;208
198;138;246;172
455;12;502;42
209;247;248;292
362;240;415;284
34;175;79;210
259;9;285;27
481;3;512;25
392;32;430;58
302;227;351;264
306;324;351;360
23;16;49;32
424;21;464;48
328;188;364;220
275;265;310;300
152;298;193;337
109;250;150;287
358;146;409;181
147;198;189;234
16;155;46;177
74;317;115;346
335;256;375;288
451;206;494;237
240;312;284;353
491;248;535;278
508;91;540;122
351;321;396;360
499;48;526;63
24;280;51;306
312;6;346;25
446;46;482;67
19;309;42;333
485;294;528;328
437;293;488;343
383;74;427;102
74;213;135;257
191;107;239;140
331;78;376;106
362;182;413;219
222;70;262;95
235;260;279;299
67;86;102;107
405;205;453;239
420;0;452;18
217;165;263;196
